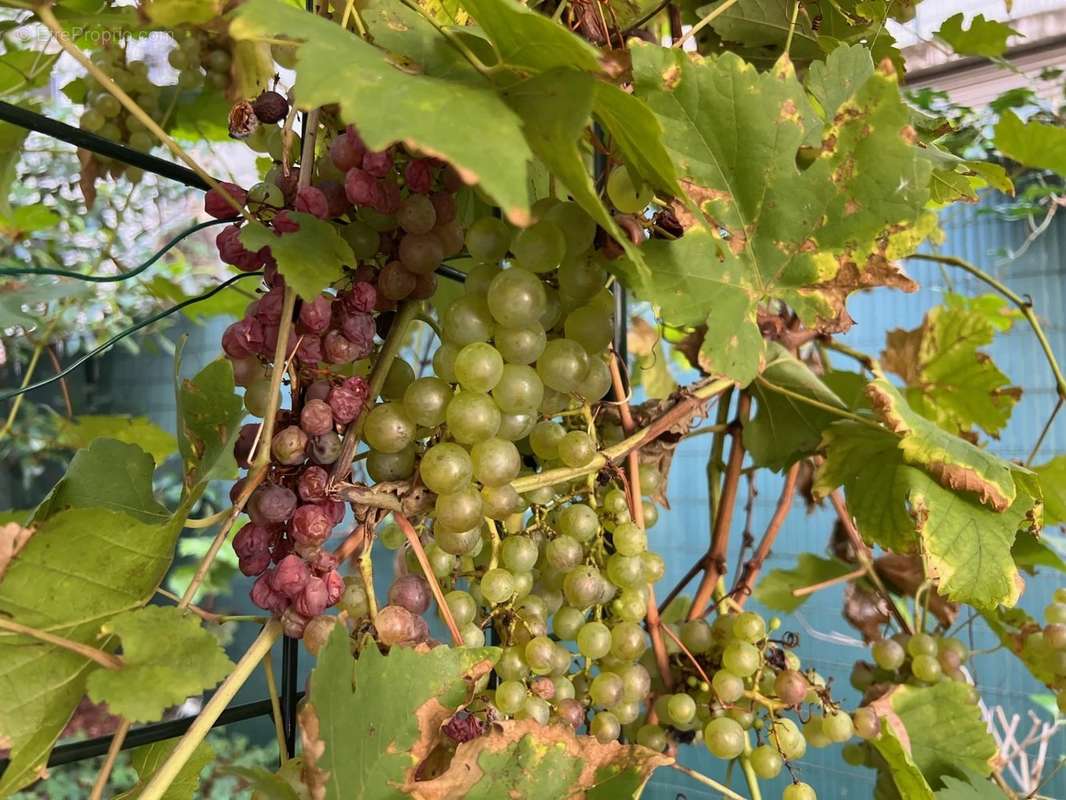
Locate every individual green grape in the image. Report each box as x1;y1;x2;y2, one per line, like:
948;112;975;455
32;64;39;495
613;522;646;556
559;503;599;542
557;252;606;303
589;672;624;707
340;220;380;259
545;200;596;257
500;535;538;573
783;783;816;800
487;267;548;327
496;646;531;681
939;636;970;662
495;680;527;715
577;621;612;659
492;364;544;413
512;219;566;273
610;621;646;661
446;391;501;444
822;711;854;742
564;304;613;355
248;181;285;208
470;437;521;486
590;711;620;743
641;500;659;529
667;692;697;726
495;324;547;365
434;525;481;556
750;744;783;779
536;338;589;394
907;632;937;658
445;590;477;626
435;485;483;531
636;723;667;752
433;342;459;383
482;483;521;519
466;217;512;262
680;619;713;654
852;707;880;739
723;640;760;677
443;295;494;346
557;430;596;468
381;358;415;400
771;717;807;760
611;589;646;623
525;635;556;674
454;342;504;393
481;568;516;604
403;376;452;427
563;564;604;609
420;442;473;494
712;670;745;703
367;445;416;482
529;421;566;461
1047;603;1066;624
602;488;628;515
339;578;369;618
539;387;572;416
911;653;942;683
363;403;416;454
606;165;652;214
872;638;906;670
552;605;587;640
546;535;583;570
465;262;502;296
606;553;644;590
497;410;537;441
523;485;555;507
518;695;551;724
732;611;767;643
704;717;745;759
379;523;406;550
243;378;275;418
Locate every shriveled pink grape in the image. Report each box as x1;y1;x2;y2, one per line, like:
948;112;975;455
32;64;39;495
239;551;271;576
290;503;333;547
295;186;329;219
303;615;337;655
431;192;456;224
272;425;308;465
324;569;344;604
331;132;366;171
222;317;265;360
296;336;323;365
342;282;377;314
233;422;260;468
362;150;393;178
251;572;288;613
234;523;273;559
295;576;329;617
300;399;334;437
310;432;342;465
323;330;360;364
327;386;362;424
404;158;433;193
250;484;297;525
340;311;375;353
344;168;381;206
298;294;332;334
298;465;329;502
281;607;309;638
271;554;311;599
376;604;429;647
204;182;247;219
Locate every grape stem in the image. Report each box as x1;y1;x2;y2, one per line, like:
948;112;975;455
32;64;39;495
89;720;130;800
659;623;711;685
688;393;751;620
669;762;748;800
394;514;464;645
329;300;421;486
139;620;283;800
510;377;734;495
262;653;289;763
732;463;801;608
739;736;763;800
154;588;268;625
608;354;673;691
0;616;123;670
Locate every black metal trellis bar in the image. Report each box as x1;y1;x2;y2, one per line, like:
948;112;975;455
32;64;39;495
0;100;211;192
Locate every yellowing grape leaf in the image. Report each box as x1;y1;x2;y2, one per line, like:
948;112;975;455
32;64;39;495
54;414;178;466
754;553;855;612
306;625;500;800
625;44;930;384
229;0;532;224
1033;455;1066;525
882;300;1020;438
33;438;169;525
815;415;1036;607
745;342;848;470
87;606;233;722
175;357;244;494
240;214;353;301
936;13;1019;59
143;0;219;26
994;111;1066;176
407;719;670;798
114;738;215;800
980;606;1056;686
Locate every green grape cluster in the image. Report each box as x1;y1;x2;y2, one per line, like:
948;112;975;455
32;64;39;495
167;32;232;93
1028;587;1066;712
855;631;976;698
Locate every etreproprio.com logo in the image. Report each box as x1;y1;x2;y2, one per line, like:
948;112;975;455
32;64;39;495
14;25;173;46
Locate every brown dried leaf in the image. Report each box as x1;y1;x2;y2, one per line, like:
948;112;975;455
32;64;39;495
0;521;34;583
868;686;910;750
843;582;890;643
807;250;919;334
76;149;99;209
299;703;329;800
882;326;924;385
874;553;958;627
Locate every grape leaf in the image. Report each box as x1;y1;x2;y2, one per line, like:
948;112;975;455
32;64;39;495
1033;455;1066;525
935;770;1010;800
1011;530;1066;574
592;83;683;199
745;343;847;470
814;420;1035;607
708;0;822;59
754;553;855;612
229;0;533;225
888;682;997;787
306;625;500;800
33;438;169;525
459;0;601;73
867;377;1016;512
146;274;251;321
0;204;60;236
175;357;244;494
936;13;1019;59
868;719;935;800
87;606;233;722
407;719;670;798
0;508;186;795
805;43;875;123
240;214;353;301
882;301;1019;437
625;44;929;384
500;69;648;278
142;0;219;26
0;121;29;217
994;111;1066;176
219;766;301;800
0;279;92;331
980;606;1056;685
54;415;178;466
113;737;215;800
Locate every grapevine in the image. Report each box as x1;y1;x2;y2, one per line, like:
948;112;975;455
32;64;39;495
0;1;1064;799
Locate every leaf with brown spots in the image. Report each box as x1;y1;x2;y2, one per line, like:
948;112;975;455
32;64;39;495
304;624;500;800
406;719;671;799
617;43;930;385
